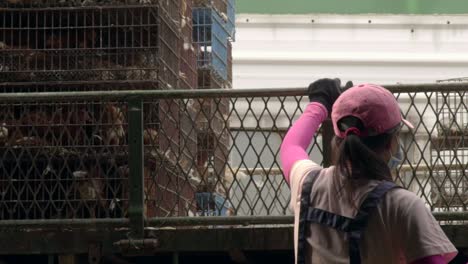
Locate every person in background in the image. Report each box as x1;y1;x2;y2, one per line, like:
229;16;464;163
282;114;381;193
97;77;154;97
280;79;459;264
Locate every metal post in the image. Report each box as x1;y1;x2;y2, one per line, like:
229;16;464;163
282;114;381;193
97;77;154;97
128;98;145;238
173;252;179;264
322;119;334;167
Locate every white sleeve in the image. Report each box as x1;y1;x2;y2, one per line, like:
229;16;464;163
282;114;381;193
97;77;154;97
289;159;322;213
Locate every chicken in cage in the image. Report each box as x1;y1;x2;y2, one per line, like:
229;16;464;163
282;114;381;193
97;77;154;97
72;168;107;218
0;4;180;89
96;103;126;146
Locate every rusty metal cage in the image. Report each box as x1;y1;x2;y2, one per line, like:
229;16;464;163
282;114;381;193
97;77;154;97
0;3;181;90
0;0;201;219
0;100;130;219
0;0;182;25
0;99;199;219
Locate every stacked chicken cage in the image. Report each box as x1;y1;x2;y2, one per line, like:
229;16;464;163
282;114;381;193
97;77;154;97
431;79;468;210
192;0;234;216
0;0;199;218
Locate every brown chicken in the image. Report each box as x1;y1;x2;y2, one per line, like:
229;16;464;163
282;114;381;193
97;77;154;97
18;111;50;142
143;128;159;145
102;104;126;146
44;106;91;145
44;29;96;50
0;42;8;50
46;34;67;49
0;123;8;143
73;166;106;218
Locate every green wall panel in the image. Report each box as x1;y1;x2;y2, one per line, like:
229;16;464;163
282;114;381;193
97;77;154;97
237;0;468;15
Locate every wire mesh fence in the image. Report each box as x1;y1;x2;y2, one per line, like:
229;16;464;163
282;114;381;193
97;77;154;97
0;85;466;224
396;90;468;213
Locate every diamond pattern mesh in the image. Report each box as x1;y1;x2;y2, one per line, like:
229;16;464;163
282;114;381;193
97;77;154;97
0;88;467;220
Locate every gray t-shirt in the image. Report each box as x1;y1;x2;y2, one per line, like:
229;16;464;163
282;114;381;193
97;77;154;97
290;159;457;264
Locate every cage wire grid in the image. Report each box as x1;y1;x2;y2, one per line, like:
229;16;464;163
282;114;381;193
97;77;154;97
0;1;183;90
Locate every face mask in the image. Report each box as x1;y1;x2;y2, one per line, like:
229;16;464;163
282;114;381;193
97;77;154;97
388;144;403;170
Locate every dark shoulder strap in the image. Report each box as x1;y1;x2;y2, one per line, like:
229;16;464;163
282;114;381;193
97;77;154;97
348;181;400;264
297;169;322;264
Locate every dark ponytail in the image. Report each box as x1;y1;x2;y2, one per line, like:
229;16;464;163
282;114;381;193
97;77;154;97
332;117;396;191
334;134;393;182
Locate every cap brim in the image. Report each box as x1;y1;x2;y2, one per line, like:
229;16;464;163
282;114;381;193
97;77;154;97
402;118;414;130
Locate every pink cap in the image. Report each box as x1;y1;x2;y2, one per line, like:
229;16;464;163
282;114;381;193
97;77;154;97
331;83;414;138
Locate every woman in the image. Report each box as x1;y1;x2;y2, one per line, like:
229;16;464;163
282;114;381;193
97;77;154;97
280;79;458;264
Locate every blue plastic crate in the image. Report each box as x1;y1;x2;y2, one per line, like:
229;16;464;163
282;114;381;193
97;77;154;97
226;0;235;40
193;8;229;81
196;192;231;216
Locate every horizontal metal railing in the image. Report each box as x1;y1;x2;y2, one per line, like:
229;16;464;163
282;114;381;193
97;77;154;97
0;82;466;102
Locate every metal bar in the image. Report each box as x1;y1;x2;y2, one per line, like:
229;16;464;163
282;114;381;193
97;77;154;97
0;83;466;102
385;83;468;93
0;5;163;11
173;252;179;264
0;219;129;229
433;212;468;221
230;127;289;132
146;212;468;226
228;163;467;176
128;98;145;238
1;225;468;255
0;227;296;254
0;213;466;231
0;229;125;255
147;216;294;226
114;239;159;255
227;167;283;175
399;163;468;172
